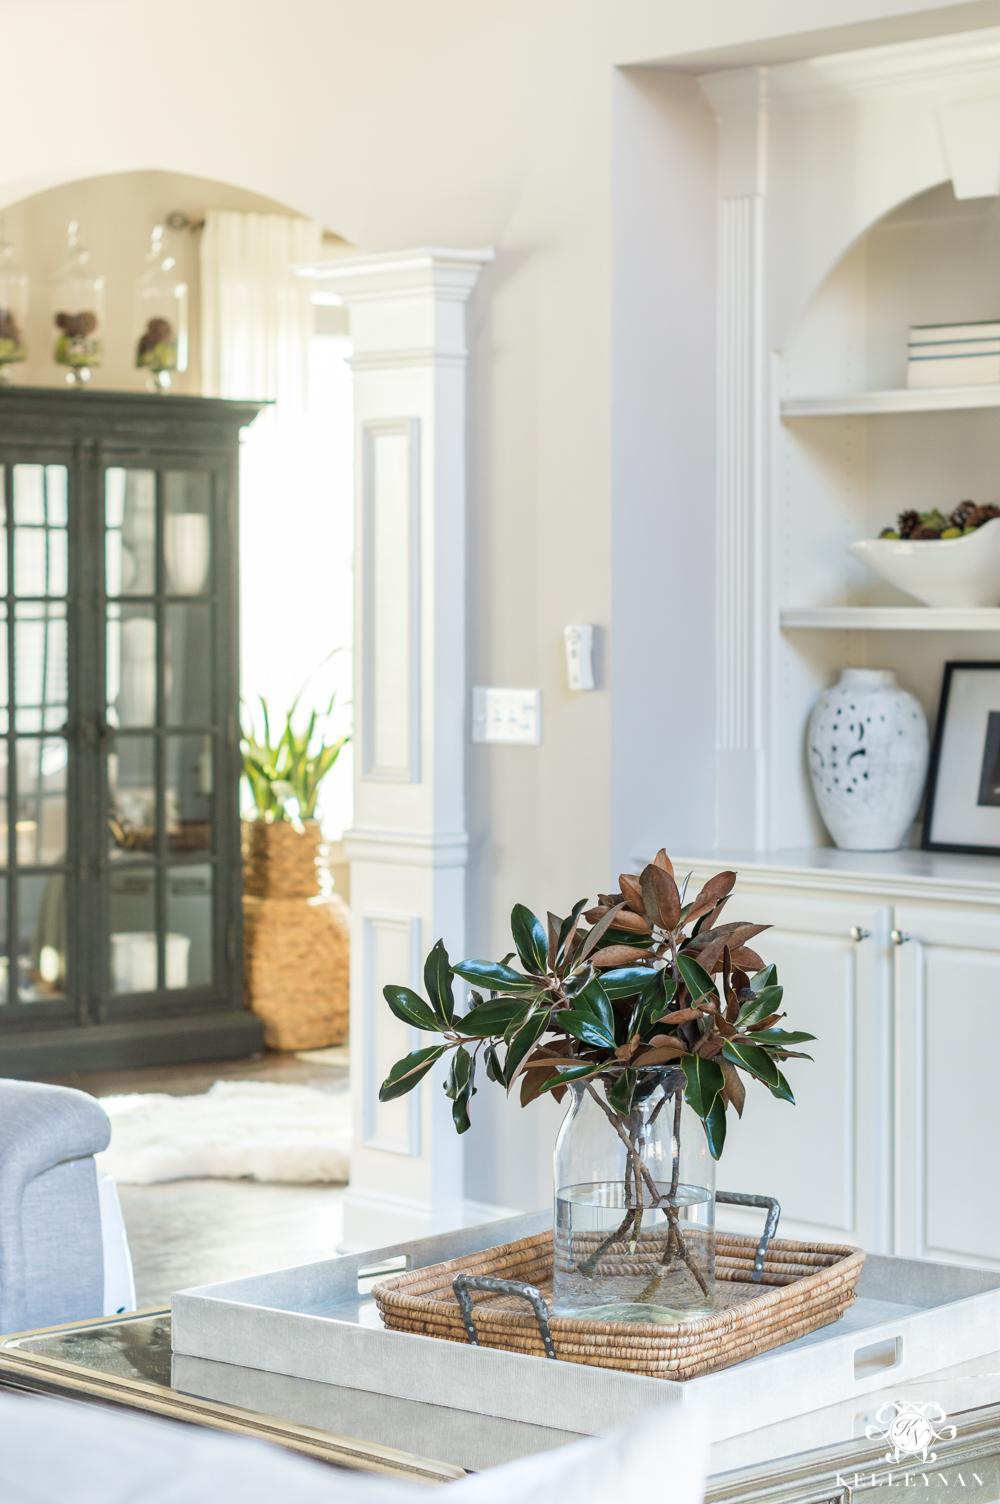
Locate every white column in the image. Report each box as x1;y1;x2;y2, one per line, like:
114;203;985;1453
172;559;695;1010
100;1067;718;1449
300;247;493;1247
701;68;768;850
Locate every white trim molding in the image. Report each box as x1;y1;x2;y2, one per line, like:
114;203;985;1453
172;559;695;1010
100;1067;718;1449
297;247;492;1248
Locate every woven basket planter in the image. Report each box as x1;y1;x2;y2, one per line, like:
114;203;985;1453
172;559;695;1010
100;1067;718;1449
373;1229;864;1381
243;818;324;899
242;820;349;1050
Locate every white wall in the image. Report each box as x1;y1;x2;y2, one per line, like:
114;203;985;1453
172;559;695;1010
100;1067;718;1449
3;0;993;1214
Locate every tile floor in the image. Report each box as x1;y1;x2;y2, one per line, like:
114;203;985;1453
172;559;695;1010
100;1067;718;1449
43;1050;350;1307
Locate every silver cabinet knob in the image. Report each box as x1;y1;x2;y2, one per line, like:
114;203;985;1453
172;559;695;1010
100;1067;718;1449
849;926;871;942
890;929;911;946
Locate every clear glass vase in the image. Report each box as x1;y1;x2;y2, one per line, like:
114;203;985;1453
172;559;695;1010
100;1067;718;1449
134;224;188;391
553;1068;715;1324
0;216;29;382
51;220;105;384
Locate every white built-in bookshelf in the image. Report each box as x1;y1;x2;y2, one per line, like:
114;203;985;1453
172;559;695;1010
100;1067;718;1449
769;182;1000;848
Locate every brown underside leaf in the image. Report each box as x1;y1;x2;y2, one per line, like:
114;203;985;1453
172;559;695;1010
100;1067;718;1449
590;945;656;968
618;874;645;915
577;901;627;962
615;1039;643;1063
683;873;737;932
603;909;652;935
632;1039;686;1066
584;906;610;924
653;849;674;876
747;1013;783;1032
730;946;765;972
546;912;560;964
652;1009;703;1028
688;923;770;975
695;1035;725;1058
720;1059;746;1117
641;862;681;929
598;892;622;908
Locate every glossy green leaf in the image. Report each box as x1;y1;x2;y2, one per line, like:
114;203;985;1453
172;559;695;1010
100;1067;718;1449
748;1029;816;1047
703;1093;727;1160
629;973;675;1040
574;977;615;1037
458;999;531;1037
539;1061;605;1093
736;984;784;1028
557;1009;617;1050
444;1046;473;1099
424;940;455;1027
676;953;719;1006
484;1044;506;1085
511;904;549;975
443;1046;477;1133
382;985;440;1032
681;1054;725;1119
504;1009;551;1083
608;1070;637;1113
769;1069;795;1104
556;900;588;968
379;1045;446;1102
451;959;538;993
750;963;779;992
722;1040;781;1087
561;965;595;999
600;966;658;999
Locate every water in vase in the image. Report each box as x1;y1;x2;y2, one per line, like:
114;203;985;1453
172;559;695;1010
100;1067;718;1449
554;1179;715;1323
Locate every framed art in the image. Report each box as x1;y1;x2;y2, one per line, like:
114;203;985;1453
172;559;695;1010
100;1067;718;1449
923;660;1000;856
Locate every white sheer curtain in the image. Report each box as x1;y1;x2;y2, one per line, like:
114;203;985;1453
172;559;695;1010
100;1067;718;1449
200;211;321;405
200;211;332;733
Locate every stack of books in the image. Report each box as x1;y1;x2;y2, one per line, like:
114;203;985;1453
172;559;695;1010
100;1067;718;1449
907;320;1000;387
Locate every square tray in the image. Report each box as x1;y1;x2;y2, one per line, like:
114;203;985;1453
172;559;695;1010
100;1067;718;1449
171;1212;1000;1452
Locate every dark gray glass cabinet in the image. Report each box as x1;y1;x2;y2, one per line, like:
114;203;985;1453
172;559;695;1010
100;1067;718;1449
0;387;265;1076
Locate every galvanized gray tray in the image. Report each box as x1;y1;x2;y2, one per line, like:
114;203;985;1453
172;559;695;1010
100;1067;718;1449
171;1212;1000;1457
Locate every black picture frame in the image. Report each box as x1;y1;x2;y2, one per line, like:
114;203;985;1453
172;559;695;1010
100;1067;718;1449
922;659;1000;857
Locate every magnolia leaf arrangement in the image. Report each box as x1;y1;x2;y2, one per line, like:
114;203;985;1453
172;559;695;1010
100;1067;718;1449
379;850;814;1160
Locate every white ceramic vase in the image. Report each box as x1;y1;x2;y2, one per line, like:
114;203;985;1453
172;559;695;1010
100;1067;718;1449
807;668;929;851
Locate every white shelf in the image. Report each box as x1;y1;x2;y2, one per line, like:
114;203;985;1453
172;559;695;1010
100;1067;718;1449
781;385;1000;417
780;606;1000;630
669;848;1000;906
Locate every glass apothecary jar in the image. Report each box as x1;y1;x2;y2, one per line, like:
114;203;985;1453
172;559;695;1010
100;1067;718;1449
51;220;104;384
553;1067;716;1323
134;225;188;391
0;217;29;381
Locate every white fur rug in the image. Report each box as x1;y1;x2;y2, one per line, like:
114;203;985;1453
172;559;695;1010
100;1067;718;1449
95;1081;352;1185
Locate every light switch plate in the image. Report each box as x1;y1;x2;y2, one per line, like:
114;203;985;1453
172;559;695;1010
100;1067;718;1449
471;687;542;745
563;623;595;691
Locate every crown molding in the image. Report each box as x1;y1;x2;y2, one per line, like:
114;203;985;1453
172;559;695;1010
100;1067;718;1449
293;246;494;303
700;23;1000;115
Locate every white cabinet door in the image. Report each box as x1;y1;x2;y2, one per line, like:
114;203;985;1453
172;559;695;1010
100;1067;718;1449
894;903;1000;1269
709;891;892;1252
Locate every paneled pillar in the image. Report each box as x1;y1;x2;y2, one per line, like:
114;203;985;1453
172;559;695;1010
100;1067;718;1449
301;247;493;1247
701;68;768;849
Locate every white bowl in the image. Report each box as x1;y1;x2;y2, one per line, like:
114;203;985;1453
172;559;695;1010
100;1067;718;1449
848;516;1000;607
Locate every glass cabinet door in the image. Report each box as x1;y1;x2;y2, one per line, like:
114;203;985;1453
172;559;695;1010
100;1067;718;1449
0;462;69;1011
105;466;216;1000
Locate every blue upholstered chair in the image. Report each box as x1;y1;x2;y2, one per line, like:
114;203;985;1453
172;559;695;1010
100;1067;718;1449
0;1079;135;1335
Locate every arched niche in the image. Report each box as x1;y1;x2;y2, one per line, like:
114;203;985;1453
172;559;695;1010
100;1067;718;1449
0;169;349;394
771;179;1000;848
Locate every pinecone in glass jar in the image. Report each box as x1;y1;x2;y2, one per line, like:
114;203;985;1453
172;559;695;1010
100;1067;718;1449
897;509;921;539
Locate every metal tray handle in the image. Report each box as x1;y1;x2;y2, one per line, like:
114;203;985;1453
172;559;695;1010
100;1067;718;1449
452;1274;557;1359
717;1191;781;1281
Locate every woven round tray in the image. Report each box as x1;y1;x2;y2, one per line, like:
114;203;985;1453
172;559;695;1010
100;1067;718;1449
372;1229;864;1380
